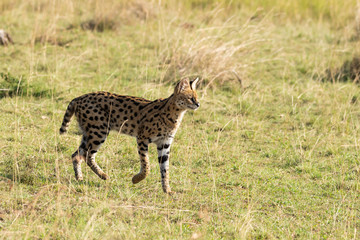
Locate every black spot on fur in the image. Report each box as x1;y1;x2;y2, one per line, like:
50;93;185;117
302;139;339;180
139;102;152;110
139;142;148;148
158;155;168;164
160;168;166;178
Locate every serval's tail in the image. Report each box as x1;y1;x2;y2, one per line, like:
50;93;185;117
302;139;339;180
59;98;77;135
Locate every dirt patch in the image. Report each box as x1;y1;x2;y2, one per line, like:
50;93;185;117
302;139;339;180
324;57;360;83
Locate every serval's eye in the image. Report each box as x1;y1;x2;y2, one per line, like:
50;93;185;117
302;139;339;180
191;97;196;103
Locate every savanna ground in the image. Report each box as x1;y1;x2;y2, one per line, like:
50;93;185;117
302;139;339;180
1;0;360;239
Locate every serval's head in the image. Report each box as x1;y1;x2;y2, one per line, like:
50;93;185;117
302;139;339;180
173;77;200;110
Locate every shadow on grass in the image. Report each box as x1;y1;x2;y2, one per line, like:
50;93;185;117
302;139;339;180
0;72;57;99
321;56;360;83
0;171;103;190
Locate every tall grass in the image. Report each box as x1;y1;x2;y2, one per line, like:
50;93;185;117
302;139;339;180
0;0;360;239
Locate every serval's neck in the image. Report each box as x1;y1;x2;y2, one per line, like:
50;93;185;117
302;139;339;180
161;94;187;128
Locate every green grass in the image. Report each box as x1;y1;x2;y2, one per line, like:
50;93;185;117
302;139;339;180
1;0;360;239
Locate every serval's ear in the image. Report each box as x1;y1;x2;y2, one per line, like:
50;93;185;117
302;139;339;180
190;77;199;90
175;78;190;94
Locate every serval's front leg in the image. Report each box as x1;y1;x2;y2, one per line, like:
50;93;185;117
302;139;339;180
132;139;150;184
157;138;173;194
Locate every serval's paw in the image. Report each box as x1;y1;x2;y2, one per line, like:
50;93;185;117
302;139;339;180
100;173;109;180
76;176;84;181
132;174;145;184
167;190;176;196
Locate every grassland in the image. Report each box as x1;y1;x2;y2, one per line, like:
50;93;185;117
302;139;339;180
0;0;360;239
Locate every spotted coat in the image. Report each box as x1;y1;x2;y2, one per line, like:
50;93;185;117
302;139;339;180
59;78;200;194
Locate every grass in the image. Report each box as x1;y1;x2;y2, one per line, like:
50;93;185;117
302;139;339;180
0;0;360;239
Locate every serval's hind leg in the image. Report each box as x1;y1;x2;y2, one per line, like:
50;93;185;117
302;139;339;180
85;135;109;180
72;135;87;181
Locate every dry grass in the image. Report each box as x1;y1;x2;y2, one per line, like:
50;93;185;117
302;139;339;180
0;0;360;239
160;13;272;87
152;8;283;91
